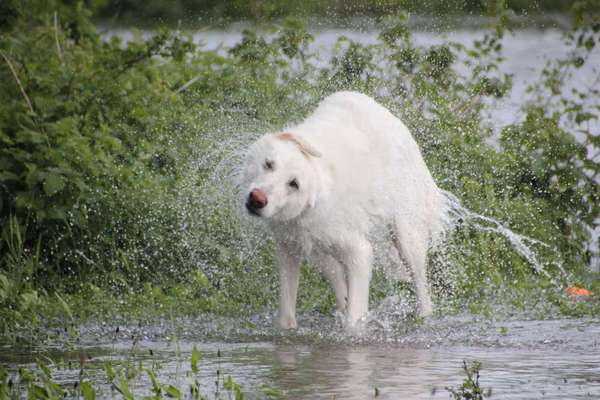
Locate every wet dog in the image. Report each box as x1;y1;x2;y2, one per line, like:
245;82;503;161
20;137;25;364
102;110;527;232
241;91;447;332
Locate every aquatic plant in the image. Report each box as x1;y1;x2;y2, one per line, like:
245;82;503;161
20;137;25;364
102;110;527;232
446;360;488;400
0;347;281;400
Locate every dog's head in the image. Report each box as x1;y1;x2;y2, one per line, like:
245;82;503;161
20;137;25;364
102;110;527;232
242;132;322;221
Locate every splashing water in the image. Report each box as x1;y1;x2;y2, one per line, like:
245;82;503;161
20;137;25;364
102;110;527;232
441;190;565;279
169;106;574;336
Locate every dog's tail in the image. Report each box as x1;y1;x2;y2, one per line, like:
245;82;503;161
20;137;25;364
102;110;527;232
427;189;454;251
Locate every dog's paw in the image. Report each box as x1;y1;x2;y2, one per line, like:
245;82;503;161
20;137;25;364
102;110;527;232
275;315;297;330
333;310;346;327
417;303;433;319
344;315;368;337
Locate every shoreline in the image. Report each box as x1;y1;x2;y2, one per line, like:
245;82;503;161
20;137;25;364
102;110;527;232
95;13;573;32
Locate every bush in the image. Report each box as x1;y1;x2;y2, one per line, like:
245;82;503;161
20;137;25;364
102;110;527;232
0;1;598;341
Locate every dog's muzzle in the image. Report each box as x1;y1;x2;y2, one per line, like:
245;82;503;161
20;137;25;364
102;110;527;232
246;189;268;216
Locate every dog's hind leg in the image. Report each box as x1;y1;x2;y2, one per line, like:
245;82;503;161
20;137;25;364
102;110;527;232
316;253;348;312
391;220;433;317
338;237;373;330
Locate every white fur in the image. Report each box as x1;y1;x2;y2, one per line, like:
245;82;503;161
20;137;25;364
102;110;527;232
241;91;447;332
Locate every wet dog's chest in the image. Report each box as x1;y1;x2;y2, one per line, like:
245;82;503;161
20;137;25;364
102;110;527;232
282;223;355;261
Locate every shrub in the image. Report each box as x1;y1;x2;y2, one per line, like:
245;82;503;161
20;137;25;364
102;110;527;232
0;1;598;341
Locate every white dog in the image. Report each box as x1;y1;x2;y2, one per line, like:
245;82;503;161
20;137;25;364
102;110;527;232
241;91;447;331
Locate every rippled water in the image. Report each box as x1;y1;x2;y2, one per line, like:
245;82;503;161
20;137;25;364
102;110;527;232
2;316;599;399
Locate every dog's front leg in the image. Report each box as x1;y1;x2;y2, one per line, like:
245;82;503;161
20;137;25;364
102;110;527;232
316;253;348;313
275;240;301;329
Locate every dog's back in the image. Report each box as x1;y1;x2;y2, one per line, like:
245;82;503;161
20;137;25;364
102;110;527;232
290;91;447;244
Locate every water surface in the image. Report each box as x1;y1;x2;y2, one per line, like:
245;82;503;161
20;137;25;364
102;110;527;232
3;316;599;399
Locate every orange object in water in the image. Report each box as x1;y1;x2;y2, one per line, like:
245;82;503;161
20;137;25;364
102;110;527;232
565;286;593;297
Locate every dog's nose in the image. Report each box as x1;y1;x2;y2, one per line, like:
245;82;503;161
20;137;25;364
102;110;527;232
247;189;268;212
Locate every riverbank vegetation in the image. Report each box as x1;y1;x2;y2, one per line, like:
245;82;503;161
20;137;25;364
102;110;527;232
1;0;599;343
92;0;577;26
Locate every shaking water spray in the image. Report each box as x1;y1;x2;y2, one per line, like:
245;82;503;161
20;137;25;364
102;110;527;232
442;190;565;279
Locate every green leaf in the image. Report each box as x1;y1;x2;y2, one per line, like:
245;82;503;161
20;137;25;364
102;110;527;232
223;375;231;391
165;385;181;399
47;206;67;221
575;112;597;124
235;385;244;400
0;171;19;182
39;363;52;379
19;290;39;309
584;36;595;51
81;381;96;400
0;274;8;290
147;369;162;395
55;292;73;321
29;385;49;399
261;385;282;398
104;363;115;381
43;174;65;196
113;377;135;400
0;129;15;145
15;129;45;145
0;369;9;399
191;345;200;374
18;368;35;383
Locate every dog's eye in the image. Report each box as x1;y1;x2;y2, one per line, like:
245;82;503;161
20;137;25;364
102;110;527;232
288;178;299;189
264;160;274;170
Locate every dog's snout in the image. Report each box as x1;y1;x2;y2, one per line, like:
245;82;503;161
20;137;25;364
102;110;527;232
246;189;268;214
249;189;268;208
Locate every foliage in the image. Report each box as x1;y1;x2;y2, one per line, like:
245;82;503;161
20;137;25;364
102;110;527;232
0;1;198;290
0;0;599;342
89;0;577;25
446;360;487;400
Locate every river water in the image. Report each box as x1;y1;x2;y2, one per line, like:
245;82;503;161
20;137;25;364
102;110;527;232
2;316;600;399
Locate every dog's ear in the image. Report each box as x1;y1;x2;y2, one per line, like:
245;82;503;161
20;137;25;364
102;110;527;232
275;132;322;158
